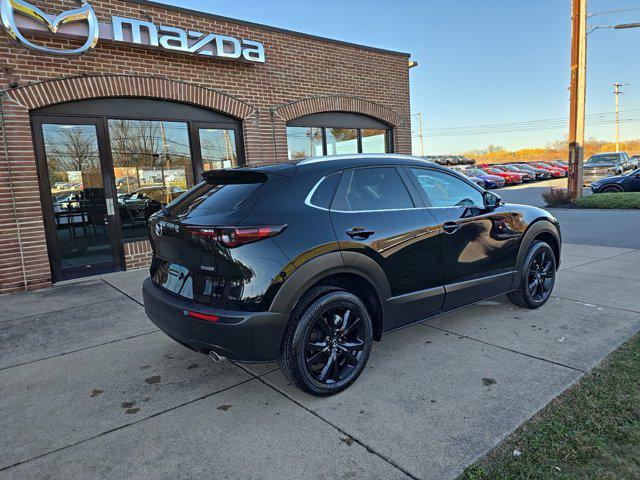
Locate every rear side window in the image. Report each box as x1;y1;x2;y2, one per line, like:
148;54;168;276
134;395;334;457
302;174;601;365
332;167;414;211
171;182;261;218
307;172;341;209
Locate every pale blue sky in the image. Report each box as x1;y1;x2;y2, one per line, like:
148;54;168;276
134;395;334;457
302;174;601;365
162;0;640;154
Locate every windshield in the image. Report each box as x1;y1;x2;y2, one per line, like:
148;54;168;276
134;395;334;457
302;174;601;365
586;155;618;165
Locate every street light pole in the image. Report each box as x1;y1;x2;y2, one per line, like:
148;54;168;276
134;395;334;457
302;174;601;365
568;0;587;199
614;82;622;152
417;112;425;156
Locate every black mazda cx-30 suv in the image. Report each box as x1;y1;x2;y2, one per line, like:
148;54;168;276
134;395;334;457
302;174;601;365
143;155;561;396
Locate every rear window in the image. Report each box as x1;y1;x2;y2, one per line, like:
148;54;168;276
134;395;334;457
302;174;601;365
307;172;341;209
170;181;262;218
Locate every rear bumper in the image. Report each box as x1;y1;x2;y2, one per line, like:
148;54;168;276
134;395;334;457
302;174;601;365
142;278;288;361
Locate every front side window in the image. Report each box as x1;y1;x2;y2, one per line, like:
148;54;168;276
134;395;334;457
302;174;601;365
333;167;413;211
410;168;483;208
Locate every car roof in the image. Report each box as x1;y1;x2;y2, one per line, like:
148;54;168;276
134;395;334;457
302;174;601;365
295;153;443;171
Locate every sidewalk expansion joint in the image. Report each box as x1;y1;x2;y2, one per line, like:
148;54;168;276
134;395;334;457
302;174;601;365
0;329;159;372
420;323;587;374
551;295;640;314
0;298;127;326
0;377;256;474
101;279;144;307
240;368;420;480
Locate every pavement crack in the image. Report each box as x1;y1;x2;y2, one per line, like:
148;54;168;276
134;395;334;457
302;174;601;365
420;323;587;374
0;329;159;372
0;377;256;474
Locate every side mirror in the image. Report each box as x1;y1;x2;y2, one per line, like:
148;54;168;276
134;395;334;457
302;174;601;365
483;191;501;210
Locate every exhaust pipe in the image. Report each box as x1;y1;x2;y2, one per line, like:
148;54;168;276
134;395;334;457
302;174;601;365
209;351;226;362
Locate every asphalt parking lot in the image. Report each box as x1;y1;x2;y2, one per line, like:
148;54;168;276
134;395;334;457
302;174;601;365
2;235;640;479
498;178;640;248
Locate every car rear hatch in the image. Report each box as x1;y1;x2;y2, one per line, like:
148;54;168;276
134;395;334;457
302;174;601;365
148;165;294;307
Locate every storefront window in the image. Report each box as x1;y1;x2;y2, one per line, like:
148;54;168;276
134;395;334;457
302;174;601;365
198;128;238;170
108;119;194;240
286;127;323;160
326;128;358;155
361;129;387;153
286;117;391;160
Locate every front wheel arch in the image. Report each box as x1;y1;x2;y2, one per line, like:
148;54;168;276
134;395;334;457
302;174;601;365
511;220;561;290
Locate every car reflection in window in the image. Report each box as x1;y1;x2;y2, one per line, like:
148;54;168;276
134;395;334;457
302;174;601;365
118;186;186;233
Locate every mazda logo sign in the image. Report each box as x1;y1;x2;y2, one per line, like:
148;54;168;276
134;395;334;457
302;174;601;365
0;0;99;55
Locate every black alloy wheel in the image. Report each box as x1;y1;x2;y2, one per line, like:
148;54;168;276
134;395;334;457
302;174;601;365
507;241;556;309
279;288;373;396
600;185;622;193
304;305;366;385
526;248;554;303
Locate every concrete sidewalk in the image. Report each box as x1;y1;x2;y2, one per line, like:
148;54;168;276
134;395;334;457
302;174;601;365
1;243;639;479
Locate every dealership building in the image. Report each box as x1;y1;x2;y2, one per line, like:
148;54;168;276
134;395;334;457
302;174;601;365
0;0;414;293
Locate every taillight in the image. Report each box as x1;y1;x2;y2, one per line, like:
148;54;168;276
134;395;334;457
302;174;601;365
187;225;286;248
186;310;219;322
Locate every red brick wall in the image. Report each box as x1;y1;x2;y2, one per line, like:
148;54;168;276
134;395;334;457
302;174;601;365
0;0;412;292
124;240;153;270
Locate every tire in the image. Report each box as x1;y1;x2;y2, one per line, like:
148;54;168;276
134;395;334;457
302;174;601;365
600;185;622;193
507;241;556;309
278;288;373;396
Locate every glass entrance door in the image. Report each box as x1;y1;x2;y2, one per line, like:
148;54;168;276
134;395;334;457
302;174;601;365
33;118;122;281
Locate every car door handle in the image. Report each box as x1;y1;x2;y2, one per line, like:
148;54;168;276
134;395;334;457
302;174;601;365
346;227;375;239
442;222;462;234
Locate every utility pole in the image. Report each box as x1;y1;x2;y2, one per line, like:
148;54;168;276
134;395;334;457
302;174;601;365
568;0;587;198
417;112;425;156
614;82;623;152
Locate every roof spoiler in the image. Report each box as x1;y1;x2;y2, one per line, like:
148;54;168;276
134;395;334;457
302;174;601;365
201;169;268;184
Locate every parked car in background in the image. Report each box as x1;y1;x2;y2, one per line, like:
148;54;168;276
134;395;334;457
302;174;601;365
542;161;569;172
482;167;523;185
493;165;534;182
583;152;629;185
464;168;506;188
457;169;486;188
590;168;640;193
529;162;566;178
513;164;553;180
630;155;639;169
143;154;561;396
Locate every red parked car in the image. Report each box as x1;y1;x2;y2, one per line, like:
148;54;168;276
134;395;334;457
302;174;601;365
529;163;566;178
543;161;569;172
492;165;534;182
482;167;523;185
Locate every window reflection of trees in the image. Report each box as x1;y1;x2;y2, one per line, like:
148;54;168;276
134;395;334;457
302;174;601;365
108;120;194;206
200;129;237;171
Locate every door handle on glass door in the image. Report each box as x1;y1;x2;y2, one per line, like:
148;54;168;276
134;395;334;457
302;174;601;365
442;222;461;234
346;227;375;239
